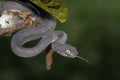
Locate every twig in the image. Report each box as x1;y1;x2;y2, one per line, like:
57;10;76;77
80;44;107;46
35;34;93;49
45;45;54;70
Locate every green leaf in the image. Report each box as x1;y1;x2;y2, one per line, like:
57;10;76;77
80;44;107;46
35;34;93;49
29;0;68;23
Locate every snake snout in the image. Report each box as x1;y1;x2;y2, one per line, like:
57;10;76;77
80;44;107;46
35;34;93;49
52;43;78;58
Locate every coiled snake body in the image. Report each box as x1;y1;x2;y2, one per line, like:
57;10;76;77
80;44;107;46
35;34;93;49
0;0;78;59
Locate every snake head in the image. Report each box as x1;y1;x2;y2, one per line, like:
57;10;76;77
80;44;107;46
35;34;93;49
52;43;78;58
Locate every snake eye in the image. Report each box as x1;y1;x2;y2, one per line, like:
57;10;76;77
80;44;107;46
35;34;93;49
66;50;73;56
40;0;52;4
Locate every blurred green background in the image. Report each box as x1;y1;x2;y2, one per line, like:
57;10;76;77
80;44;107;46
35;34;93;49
0;0;120;80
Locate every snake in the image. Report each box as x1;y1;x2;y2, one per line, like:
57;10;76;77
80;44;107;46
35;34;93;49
0;0;79;59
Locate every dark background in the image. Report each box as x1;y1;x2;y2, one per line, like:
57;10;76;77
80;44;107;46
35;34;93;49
0;0;120;80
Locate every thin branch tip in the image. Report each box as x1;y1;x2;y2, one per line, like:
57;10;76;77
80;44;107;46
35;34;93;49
76;56;89;63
